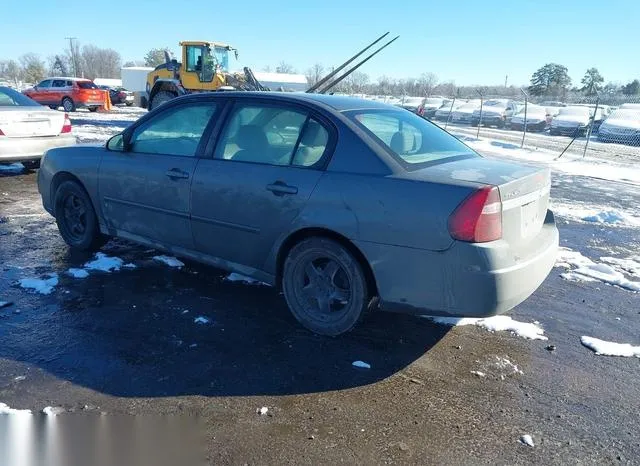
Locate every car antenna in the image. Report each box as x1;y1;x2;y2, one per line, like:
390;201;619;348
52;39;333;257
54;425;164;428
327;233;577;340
317;35;399;95
306;32;390;93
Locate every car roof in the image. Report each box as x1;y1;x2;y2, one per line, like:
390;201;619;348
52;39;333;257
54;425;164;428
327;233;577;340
43;77;92;82
180;91;396;112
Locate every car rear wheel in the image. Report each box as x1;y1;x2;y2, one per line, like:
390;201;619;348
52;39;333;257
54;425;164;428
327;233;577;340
62;97;76;112
54;181;107;251
282;237;369;336
88;107;99;112
150;91;176;110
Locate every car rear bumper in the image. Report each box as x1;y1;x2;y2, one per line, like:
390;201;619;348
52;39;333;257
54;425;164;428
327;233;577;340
510;121;547;131
471;115;505;126
598;133;640;145
357;210;559;318
0;134;77;162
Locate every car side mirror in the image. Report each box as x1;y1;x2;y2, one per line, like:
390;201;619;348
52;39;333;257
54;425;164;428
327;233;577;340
106;133;126;152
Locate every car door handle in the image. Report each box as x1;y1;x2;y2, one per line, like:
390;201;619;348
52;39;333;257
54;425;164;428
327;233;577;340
165;168;189;180
266;181;298;196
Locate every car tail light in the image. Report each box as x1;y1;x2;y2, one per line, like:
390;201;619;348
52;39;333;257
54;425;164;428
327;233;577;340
448;186;502;243
61;114;72;134
0;128;4;136
119;91;126;98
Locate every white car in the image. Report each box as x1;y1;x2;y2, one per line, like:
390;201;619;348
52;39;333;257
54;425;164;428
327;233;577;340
0;86;77;168
598;108;640;145
417;97;447;119
398;96;425;113
471;99;522;128
434;100;469;121
450;101;482;124
550;106;608;136
509;105;549;132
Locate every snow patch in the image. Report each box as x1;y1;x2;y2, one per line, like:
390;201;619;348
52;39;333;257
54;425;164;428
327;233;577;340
257;407;269;415
0;402;32;415
153;255;184;268
225;273;267;285
425;315;547;340
43;406;65;416
470;371;486;377
551;202;640;228
13;376;26;382
123;263;137;269
581;336;640;357
84;253;123;272
19;273;59;295
67;268;89;279
520;435;535;447
556;248;640;292
193;316;210;325
352;360;371;369
494;356;523;375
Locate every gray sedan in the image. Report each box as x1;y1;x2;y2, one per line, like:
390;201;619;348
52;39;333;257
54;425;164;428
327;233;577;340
37;92;558;336
0;86;76;168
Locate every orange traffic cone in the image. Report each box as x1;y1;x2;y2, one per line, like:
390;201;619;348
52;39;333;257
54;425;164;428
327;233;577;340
98;90;112;112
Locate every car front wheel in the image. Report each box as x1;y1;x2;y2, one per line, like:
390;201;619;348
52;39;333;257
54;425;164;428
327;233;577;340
54;180;107;251
282;237;369;336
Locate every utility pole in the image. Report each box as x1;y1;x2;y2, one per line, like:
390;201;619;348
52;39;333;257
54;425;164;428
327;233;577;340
504;75;508;88
65;37;78;77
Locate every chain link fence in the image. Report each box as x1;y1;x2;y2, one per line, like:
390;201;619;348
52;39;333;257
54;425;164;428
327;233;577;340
420;93;640;163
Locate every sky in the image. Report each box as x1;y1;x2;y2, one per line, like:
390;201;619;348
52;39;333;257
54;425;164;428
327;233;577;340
3;0;639;87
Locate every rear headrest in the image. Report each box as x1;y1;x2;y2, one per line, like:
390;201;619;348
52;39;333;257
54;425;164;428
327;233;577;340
235;125;268;151
300;121;327;147
390;131;407;154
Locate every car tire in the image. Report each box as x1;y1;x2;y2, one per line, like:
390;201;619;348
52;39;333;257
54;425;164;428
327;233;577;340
54;181;108;251
150;91;176;110
88;107;99;112
49;105;58;110
62;97;76;112
282;237;369;336
126;102;133;107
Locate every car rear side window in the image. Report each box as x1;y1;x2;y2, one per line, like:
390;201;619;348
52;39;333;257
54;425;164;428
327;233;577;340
215;104;308;166
76;81;98;89
130;103;217;157
52;80;66;87
346;109;476;167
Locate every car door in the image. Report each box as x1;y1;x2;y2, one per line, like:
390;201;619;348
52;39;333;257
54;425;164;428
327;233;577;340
191;100;332;271
50;79;67;106
99;100;219;249
30;79;52;104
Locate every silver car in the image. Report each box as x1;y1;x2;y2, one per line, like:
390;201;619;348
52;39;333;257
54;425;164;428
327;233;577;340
0;86;76;168
38;92;558;336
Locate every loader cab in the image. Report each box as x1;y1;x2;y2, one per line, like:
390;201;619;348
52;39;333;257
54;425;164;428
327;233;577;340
181;41;233;91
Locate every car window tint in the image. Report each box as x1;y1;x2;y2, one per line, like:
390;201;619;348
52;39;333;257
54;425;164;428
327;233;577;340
348;110;476;166
130;103;216;157
216;104;307;166
291;119;329;167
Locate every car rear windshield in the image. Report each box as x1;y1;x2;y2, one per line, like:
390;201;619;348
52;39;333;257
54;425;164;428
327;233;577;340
559;107;590;116
346;109;477;168
76;81;98;89
0;87;41;107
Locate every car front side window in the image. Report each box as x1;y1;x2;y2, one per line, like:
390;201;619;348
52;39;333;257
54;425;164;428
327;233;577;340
38;80;52;88
129;103;217;157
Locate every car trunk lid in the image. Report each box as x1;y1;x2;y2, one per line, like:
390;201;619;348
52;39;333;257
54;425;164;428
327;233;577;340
408;156;551;245
0;108;64;137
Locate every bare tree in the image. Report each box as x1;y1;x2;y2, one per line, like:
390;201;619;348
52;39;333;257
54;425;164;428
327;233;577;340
275;61;295;74
1;60;23;85
305;63;324;86
262;65;272;72
66;40;82;77
417;72;438;96
81;45;122;79
19;54;46;83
